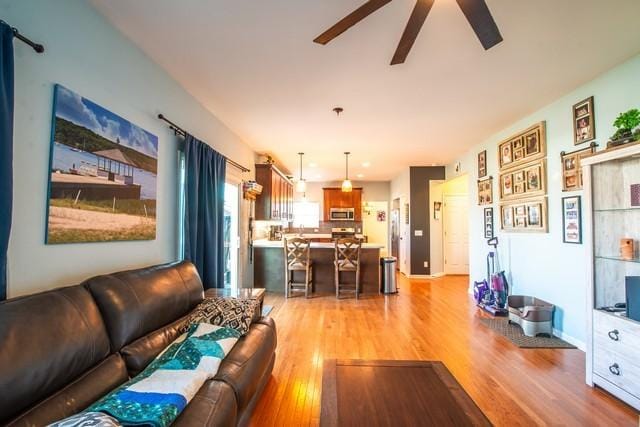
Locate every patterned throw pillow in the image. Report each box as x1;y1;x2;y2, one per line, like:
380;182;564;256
186;297;257;336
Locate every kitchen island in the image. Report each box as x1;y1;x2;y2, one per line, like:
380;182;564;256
253;239;384;295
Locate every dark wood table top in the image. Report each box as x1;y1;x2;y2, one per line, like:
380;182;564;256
321;359;491;427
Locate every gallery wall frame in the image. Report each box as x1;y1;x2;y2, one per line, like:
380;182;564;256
500;197;548;233
573;96;595;145
562;195;582;244
477;176;493;206
499;159;546;202
478;150;487;178
484;207;494;239
560;143;597;192
498;122;547;171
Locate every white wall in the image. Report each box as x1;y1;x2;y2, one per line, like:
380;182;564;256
446;53;640;348
2;0;256;297
391;169;410;274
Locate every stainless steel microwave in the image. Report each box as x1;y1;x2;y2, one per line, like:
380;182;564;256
330;208;355;221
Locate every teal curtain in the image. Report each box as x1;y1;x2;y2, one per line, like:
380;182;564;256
0;22;14;301
183;134;226;289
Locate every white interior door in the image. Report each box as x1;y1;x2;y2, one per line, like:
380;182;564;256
443;195;469;275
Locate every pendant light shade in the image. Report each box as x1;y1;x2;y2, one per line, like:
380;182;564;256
296;152;306;193
341;152;352;193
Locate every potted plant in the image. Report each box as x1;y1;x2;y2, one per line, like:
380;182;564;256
608;108;640;147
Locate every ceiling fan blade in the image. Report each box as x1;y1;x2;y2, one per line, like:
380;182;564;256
314;0;393;45
390;0;435;65
455;0;503;50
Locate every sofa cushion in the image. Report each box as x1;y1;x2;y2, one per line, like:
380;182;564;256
85;261;204;351
120;313;191;377
214;317;277;412
173;380;237;427
0;285;112;425
8;354;128;427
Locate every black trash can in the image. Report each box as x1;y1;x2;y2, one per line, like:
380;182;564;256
380;256;397;294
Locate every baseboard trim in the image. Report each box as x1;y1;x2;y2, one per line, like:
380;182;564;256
553;328;585;352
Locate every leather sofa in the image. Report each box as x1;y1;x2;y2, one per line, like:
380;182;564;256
0;261;276;427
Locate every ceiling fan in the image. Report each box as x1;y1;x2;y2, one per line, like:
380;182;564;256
313;0;503;65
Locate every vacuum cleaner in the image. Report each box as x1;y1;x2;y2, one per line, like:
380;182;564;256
473;237;509;316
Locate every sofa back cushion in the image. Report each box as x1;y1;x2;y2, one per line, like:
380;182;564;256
0;285;112;425
85;261;204;351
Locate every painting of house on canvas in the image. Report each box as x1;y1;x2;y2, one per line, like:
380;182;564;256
46;85;158;244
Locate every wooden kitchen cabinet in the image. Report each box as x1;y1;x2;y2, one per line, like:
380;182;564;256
255;164;294;221
322;188;363;221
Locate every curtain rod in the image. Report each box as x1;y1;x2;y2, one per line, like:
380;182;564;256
157;114;250;173
0;20;44;53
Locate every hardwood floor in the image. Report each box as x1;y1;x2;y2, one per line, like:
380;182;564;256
249;274;639;426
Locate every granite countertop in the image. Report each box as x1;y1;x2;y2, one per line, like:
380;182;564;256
253;239;384;249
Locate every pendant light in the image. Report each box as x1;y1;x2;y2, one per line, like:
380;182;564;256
341;151;353;193
296;152;306;193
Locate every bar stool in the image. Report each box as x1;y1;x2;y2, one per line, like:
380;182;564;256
283;237;313;298
334;238;362;299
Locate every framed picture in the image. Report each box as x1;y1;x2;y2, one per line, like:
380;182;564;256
501;197;548;233
477;177;493;205
46;85;158;244
499;159;546;201
498;122;546;171
478;150;487;178
573;96;595;145
484;207;494;239
560;143;597;191
562;196;582;243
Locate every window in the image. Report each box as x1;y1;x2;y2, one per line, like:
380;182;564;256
292;201;320;228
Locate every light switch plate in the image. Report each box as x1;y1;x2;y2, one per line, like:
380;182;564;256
414;230;423;236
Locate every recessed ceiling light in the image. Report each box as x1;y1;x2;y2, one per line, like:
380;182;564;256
357;173;365;178
362;162;371;168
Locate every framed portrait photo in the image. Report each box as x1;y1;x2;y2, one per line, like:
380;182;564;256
478;150;487;178
562;196;582;243
573;96;595;145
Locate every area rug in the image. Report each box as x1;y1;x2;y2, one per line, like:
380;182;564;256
479;318;576;349
262;305;273;316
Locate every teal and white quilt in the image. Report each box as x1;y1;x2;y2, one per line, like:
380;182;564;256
87;323;239;427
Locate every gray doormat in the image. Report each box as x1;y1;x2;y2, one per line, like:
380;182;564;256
479;318;576;349
262;305;273;316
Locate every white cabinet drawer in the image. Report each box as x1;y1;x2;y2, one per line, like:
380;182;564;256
593;310;640;357
594;346;640;399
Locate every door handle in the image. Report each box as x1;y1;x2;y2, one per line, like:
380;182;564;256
608;329;620;341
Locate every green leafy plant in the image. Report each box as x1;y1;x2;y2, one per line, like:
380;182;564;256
611;108;640;141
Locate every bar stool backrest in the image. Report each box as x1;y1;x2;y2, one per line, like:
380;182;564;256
284;237;311;270
334;238;361;270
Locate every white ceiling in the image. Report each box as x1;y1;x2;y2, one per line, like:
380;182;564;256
91;0;640;181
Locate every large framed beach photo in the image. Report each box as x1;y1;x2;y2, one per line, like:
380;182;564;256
46;85;158;244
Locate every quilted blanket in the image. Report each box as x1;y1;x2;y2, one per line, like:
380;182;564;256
88;323;239;427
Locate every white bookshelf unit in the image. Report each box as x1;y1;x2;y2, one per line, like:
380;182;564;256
583;142;640;410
